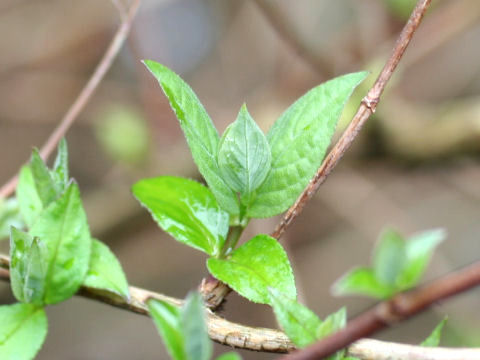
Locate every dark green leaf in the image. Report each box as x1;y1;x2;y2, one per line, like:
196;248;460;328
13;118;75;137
181;292;212;360
248;72;368;218
421;317;447;347
16;166;43;228
0;198;23;240
83;239;130;300
332;267;393;299
316;308;347;360
373;228;406;286
133;176;229;257
216;353;242;360
268;288;321;348
207;234;296;304
148;299;186;360
0;303;47;360
10;228;46;304
143;60;239;215
30;149;58;206
29;183;91;305
217;104;271;205
397;229;445;290
52;138;69;190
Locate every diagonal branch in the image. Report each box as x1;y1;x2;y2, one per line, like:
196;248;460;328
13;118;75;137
272;0;432;239
0;0;142;199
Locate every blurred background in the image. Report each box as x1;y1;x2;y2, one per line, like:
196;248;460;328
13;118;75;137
1;0;480;358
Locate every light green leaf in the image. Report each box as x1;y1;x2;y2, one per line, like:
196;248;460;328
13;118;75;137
207;234;296;304
216;353;242;360
248;72;368;218
398;229;445;290
148;299;186;360
181;292;212;360
10;228;46;304
83;239;130;300
0;303;48;360
30;149;59;206
143;60;239;215
316;308;347;360
421;317;447;347
268;288;321;348
17;166;44;228
0;198;23;240
332;267;393;299
52;138;69;190
217;104;271;206
29;183;91;305
133;176;229;257
373;228;406;286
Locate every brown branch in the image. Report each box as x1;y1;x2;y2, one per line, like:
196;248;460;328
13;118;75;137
3;252;480;359
0;0;142;199
272;0;432;239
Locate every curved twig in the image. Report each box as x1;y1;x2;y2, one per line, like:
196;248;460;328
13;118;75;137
0;0;142;199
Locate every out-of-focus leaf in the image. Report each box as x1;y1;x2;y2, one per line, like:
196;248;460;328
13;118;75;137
316;308;347;360
373;228;406;286
421;317;447;347
143;60;239;215
248;72;368;218
83;239;130;300
332;267;393;299
133;176;229;257
0;198;23;240
0;303;48;360
216;353;242;360
181;292;212;360
207;234;296;304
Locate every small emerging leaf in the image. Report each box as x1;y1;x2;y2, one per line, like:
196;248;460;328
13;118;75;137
316;308;347;360
218;104;271;206
207;234;296;304
133;176;229;257
331;267;393;299
373;228;406;286
143;60;239;215
181;292;212;360
0;303;48;360
16;166;43;228
268;288;321;348
52;138;69;190
30;149;58;206
421;317;447;347
83;239;130;300
0;198;23;240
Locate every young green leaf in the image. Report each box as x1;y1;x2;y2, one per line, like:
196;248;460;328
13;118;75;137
421;317;447;347
0;198;23;240
10;228;46;305
181;292;212;360
148;299;186;360
52;138;69;190
16;166;44;228
83;239;130;300
397;229;445;290
268;288;321;348
29;182;91;305
30;149;59;206
248;72;368;218
207;234;296;304
316;308;347;360
133;176;229;257
373;228;406;286
331;267;393;299
143;60;239;215
216;353;242;360
0;303;48;360
217;104;271;205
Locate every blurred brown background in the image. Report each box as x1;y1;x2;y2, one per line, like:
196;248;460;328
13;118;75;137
2;0;480;358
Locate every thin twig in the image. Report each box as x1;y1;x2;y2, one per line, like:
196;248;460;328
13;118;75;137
272;0;432;239
2;253;480;359
0;0;142;199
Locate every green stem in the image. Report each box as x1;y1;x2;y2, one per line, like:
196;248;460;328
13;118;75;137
220;225;245;258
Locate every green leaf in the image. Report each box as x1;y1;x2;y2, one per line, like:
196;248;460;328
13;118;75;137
0;303;48;360
316;308;347;360
268;288;321;348
29;182;91;305
30;149;59;206
217;104;271;206
83;239;130;300
421;317;447;347
248;72;368;218
331;267;393;299
397;229;445;290
10;228;46;304
148;299;186;360
17;166;44;228
373;228;406;286
181;292;212;360
207;234;296;304
133;176;229;257
52;138;69;190
143;60;239;215
0;198;23;240
216;353;242;360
